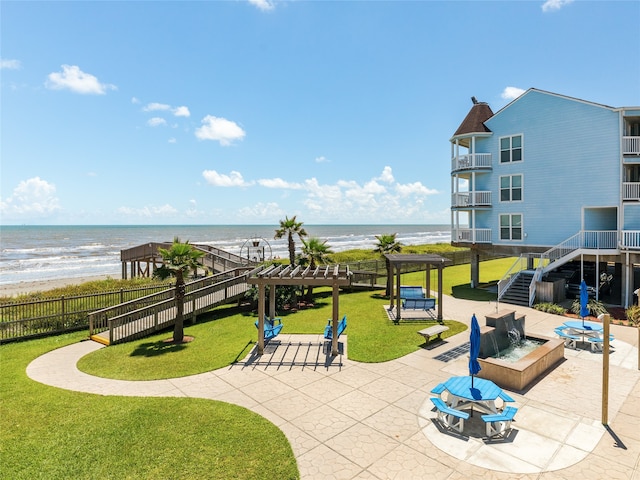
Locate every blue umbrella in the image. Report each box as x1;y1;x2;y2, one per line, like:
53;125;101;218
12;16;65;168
579;279;590;327
469;314;482;387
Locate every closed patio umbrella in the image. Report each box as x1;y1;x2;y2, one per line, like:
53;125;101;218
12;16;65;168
580;280;589;327
469;314;481;386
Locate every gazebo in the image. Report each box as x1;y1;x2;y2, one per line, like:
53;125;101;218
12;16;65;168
384;254;453;321
246;264;352;356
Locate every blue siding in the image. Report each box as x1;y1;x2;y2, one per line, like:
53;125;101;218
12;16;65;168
624;204;640;229
481;90;621;247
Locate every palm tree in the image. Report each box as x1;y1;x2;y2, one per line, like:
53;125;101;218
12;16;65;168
274;215;308;266
300;237;334;301
373;233;403;296
153;238;205;343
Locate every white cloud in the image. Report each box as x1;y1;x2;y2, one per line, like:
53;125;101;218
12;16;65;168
143;102;171;112
173;106;190;117
395;182;437;197
195;115;246;146
257;178;304;189
116;204;178;217
202;170;253;187
46;65;116;94
0;177;61;217
131;97;140;104
168;137;177;143
248;0;275;11
501;86;526;100
147;117;167;127
542;0;574;12
315;156;329;163
1;59;21;69
377;166;395;183
238;202;284;219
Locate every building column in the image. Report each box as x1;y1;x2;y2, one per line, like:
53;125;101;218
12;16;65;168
470;251;480;288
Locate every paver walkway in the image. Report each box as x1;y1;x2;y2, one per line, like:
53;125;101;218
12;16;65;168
27;295;640;479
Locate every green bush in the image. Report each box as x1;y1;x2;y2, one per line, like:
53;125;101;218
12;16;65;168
626;305;640;326
533;302;566;315
570;298;607;317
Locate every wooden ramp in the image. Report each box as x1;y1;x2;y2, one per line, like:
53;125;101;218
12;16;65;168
89;268;251;345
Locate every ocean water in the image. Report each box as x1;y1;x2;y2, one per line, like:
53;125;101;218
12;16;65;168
0;225;451;285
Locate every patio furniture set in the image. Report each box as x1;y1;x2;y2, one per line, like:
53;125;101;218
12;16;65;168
429;376;518;439
555;320;614;352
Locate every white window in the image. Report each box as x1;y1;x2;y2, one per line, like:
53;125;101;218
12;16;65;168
500;175;523;202
500;135;523;163
500;214;522;240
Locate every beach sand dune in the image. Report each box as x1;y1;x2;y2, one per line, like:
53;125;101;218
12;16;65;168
0;275;117;298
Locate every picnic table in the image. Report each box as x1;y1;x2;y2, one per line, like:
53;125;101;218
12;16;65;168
443;376;503;414
561;320;612;352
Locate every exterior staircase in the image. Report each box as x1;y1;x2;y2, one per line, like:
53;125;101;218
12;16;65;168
499;270;535;307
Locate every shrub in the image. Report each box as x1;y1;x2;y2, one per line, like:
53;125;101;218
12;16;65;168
533;303;566;315
570;298;607;317
626;305;640;326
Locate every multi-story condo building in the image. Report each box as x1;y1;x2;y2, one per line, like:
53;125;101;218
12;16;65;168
450;89;640;308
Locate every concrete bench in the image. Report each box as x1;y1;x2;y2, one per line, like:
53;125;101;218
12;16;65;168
482;406;518;438
430;397;469;433
417;325;449;343
324;315;347;340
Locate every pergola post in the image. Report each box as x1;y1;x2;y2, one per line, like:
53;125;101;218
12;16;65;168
331;280;340;356
269;285;276;319
395;263;402;321
437;262;444;321
257;284;266;355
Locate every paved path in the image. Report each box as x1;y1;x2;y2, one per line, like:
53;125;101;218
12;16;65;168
27;295;640;479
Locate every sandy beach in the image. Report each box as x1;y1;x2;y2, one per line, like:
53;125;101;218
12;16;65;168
0;275;118;298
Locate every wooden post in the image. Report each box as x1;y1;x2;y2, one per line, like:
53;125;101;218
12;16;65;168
425;263;431;297
331;280;339;356
269;285;276;320
257;284;265;355
396;264;402;322
437;262;444;321
600;313;610;426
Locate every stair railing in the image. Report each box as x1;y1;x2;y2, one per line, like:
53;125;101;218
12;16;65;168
497;255;529;301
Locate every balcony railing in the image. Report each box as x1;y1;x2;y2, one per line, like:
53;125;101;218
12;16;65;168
622;231;640;249
623;182;640;201
451;191;492;208
623;136;640;155
451;153;492;172
452;228;492;244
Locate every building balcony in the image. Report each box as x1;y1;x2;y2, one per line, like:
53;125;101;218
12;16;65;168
623;182;640;201
622;231;640;249
451;153;492;172
452;228;492;244
451;191;492;208
623;136;640;155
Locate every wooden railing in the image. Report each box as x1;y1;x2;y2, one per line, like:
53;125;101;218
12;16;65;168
89;268;251;339
451;191;492;208
623;136;640;155
0;284;170;343
451;153;492;172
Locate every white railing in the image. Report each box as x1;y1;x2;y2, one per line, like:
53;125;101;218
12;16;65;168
497;255;529;300
623;136;640;155
452;228;492;243
451;191;492;207
623;182;640;201
622;231;640;249
451;153;492;172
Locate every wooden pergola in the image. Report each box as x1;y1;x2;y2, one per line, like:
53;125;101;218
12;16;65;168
384;254;453;321
246;264;352;356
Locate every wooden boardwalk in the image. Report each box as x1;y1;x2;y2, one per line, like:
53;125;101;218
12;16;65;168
89;268;251;345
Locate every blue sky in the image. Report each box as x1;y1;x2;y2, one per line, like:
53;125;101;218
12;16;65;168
2;0;639;226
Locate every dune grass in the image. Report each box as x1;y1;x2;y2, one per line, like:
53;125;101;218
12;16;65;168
0;332;298;480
